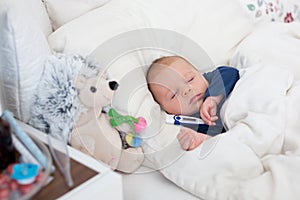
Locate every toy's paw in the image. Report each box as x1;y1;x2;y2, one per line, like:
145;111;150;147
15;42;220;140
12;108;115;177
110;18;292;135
117;147;144;173
71;133;95;156
79;135;96;155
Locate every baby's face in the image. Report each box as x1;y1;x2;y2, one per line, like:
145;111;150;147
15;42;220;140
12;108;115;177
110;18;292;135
148;58;208;115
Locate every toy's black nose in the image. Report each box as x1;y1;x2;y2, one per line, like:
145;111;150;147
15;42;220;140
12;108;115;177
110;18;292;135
109;81;119;91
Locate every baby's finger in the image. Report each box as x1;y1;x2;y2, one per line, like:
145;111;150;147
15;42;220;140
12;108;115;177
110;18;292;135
179;134;192;150
177;129;188;139
209;106;217;116
177;131;185;141
177;127;191;139
200;110;211;124
201;111;213;125
202;107;211;120
188;134;204;150
210;116;218;122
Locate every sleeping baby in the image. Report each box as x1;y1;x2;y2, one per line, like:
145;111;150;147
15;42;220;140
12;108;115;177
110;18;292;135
146;56;239;150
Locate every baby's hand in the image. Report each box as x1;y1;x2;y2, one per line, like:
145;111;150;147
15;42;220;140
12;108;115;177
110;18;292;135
177;127;209;150
200;96;221;126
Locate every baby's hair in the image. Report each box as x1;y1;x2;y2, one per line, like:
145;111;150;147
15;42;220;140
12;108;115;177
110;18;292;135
147;55;192;81
152;56;178;66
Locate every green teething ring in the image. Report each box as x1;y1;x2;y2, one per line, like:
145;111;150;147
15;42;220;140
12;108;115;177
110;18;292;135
108;108;138;133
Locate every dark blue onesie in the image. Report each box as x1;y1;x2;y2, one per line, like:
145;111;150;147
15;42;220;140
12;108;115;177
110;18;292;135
181;66;240;136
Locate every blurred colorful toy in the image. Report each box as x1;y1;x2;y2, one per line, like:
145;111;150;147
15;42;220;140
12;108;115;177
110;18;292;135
107;108;146;148
11;163;39;185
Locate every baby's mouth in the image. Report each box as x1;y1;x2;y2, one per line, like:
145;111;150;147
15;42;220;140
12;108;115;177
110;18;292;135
190;93;203;104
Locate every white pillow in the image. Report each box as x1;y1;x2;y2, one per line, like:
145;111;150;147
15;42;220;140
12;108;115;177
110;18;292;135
25;0;52;36
44;0;111;30
48;0;146;55
0;0;51;122
48;0;257;66
0;0;52;36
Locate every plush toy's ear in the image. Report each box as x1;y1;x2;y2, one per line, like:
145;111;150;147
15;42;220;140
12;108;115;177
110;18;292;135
74;75;86;89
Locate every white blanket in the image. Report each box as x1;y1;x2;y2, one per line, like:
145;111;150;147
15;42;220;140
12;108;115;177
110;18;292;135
154;24;300;200
146;22;300;200
159;64;300;199
230;22;300;80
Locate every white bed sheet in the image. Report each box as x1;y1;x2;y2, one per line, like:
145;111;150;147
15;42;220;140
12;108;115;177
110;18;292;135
121;167;201;200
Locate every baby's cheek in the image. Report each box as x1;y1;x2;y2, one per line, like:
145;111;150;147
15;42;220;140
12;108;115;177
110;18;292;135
176;98;194;114
185;100;202;115
164;98;182;114
198;100;204;108
174;99;183;113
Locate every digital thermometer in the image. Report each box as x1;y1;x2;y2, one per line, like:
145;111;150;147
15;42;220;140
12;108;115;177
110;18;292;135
166;114;205;125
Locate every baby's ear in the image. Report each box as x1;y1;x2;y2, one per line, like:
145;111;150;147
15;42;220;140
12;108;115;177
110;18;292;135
74;75;86;89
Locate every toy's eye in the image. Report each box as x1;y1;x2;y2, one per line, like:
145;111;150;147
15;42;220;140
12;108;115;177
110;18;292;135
90;86;97;93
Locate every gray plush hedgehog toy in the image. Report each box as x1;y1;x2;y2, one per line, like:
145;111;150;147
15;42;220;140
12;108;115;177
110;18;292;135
29;53;108;142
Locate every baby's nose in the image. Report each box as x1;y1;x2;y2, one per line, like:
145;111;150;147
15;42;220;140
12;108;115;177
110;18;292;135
182;86;192;97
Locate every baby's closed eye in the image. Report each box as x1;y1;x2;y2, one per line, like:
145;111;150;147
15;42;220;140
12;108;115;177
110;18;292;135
187;77;194;82
184;72;195;83
171;92;177;100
